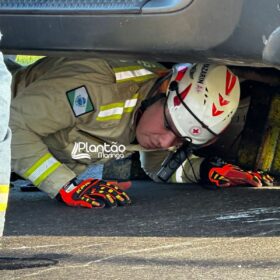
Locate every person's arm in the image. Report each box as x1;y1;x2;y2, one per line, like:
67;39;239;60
10;79;77;198
140;151;273;187
10;58;133;205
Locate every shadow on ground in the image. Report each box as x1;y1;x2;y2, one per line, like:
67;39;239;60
4;181;280;237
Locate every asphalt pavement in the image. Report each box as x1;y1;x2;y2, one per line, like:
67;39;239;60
1;180;280;279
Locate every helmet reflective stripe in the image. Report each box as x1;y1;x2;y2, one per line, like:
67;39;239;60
166;63;240;146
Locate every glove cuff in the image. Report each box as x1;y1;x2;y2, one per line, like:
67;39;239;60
57;177;77;202
200;156;227;183
61;177;78;192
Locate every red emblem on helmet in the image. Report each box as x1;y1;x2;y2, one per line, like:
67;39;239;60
212;103;224;117
219;93;229;106
190;126;201;135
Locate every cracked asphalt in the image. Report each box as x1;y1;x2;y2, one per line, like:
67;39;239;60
1;180;280;279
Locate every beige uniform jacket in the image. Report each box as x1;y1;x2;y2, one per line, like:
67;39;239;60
10;57;203;198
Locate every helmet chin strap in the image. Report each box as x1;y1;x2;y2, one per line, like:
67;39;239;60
139;93;166;112
140;71;173;112
169;81;218;138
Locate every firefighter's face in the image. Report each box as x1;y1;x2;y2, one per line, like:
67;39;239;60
136;99;181;149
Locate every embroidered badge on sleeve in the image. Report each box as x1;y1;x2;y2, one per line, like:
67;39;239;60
66;86;94;117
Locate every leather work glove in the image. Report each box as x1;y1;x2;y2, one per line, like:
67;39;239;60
58;178;131;208
200;157;274;188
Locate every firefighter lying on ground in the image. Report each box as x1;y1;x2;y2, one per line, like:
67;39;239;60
9;58;274;208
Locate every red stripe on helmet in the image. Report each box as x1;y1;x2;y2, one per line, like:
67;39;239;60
225;70;237;96
212;103;224;116
173;83;192;106
175;67;188;81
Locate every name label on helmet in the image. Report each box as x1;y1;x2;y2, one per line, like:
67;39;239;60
197;64;210;85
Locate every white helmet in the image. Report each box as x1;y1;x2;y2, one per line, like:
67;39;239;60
166;63;240;146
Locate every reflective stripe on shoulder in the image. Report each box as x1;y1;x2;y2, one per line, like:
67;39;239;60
97;94;138;121
0;185;9;212
23;153;61;186
113;65;156;83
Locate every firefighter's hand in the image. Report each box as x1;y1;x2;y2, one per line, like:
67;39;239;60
58;178;131;208
200;157;274;188
247;170;274;186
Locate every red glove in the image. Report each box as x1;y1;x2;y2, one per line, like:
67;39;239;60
247;170;274;186
200;157;274;188
58;178;131;208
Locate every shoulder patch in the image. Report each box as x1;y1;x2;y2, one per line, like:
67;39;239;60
66;86;94;117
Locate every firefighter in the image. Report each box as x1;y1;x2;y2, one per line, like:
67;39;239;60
9;58;273;208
